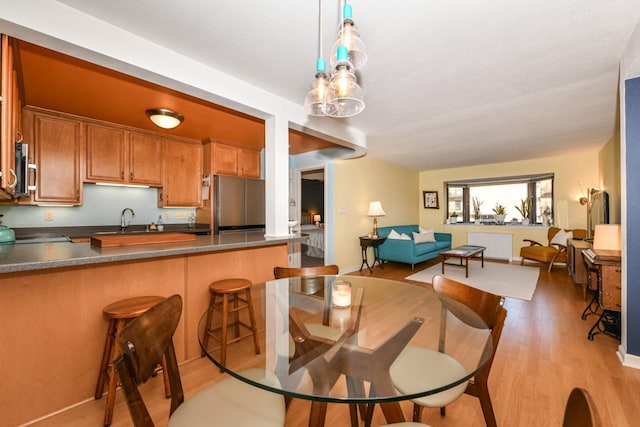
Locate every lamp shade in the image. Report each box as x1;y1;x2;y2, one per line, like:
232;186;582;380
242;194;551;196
145;108;184;129
313;214;321;223
593;224;621;250
367;201;386;217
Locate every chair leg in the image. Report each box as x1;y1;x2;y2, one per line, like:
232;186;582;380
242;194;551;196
103;319;126;426
412;403;424;422
219;294;229;371
468;377;497;427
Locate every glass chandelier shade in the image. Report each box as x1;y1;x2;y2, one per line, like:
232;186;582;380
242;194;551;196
330;4;367;69
304;58;330;116
322;45;365;117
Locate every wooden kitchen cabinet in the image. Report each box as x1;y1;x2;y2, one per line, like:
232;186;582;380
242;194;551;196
25;108;82;204
210;140;261;178
158;138;202;207
86;125;162;186
0;35;23;200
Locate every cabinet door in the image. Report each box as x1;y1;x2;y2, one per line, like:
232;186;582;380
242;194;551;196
160;139;202;207
129;132;162;186
85;124;126;183
0;35;21;199
240;147;261;178
212;143;238;175
34;113;82;204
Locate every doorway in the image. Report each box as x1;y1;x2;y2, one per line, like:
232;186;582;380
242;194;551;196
298;168;325;267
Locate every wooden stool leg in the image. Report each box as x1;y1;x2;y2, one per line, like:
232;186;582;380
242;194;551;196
232;293;241;338
95;318;116;399
103;319;126;426
245;287;261;354
201;292;216;356
219;294;229;371
160;355;171;398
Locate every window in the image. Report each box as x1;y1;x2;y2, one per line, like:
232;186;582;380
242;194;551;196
445;173;553;224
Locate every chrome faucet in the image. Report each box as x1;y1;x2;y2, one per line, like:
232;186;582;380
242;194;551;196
120;208;135;231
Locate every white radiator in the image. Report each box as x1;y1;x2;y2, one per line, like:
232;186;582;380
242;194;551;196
467;232;513;261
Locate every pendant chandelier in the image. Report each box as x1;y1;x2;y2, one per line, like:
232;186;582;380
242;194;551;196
304;0;366;118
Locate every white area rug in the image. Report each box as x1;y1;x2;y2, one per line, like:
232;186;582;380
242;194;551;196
406;262;539;301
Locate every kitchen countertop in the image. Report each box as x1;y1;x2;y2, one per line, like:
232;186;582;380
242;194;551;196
0;231;301;274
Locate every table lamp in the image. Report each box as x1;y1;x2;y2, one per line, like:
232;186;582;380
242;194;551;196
593;224;621;250
367;201;386;238
314;214;321;225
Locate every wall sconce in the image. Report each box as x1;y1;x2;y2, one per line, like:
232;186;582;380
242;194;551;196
145;108;184;129
313;214;321;225
367;201;386;237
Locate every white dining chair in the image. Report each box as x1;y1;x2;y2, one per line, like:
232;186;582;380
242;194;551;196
114;294;286;427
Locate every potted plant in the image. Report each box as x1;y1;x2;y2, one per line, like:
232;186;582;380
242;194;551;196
449;211;459;224
515;198;531;225
492;203;507;224
472;197;483;224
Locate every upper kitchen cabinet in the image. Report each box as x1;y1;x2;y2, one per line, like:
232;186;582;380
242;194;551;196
86;124;162;186
22;108;82;205
209;140;261;179
158;138;202;207
0;35;24;200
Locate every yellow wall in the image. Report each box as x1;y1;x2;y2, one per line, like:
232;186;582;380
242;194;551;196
599;129;621;223
333;156;419;271
418;151;600;259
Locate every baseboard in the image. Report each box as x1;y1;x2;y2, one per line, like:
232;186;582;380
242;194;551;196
617;344;640;369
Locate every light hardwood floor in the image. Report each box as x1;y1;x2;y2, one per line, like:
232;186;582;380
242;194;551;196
31;260;640;426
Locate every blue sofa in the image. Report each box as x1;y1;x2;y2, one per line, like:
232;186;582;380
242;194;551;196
377;225;452;270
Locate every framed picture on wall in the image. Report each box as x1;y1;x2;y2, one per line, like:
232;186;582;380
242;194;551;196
423;191;439;209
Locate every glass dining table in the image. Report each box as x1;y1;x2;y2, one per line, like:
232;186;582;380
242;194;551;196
198;275;492;426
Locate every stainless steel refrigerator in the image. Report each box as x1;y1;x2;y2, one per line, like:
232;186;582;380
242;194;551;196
214;175;265;232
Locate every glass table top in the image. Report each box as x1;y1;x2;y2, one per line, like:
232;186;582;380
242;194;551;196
198;275;492;405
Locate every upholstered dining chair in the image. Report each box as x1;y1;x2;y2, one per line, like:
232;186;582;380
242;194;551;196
388;275;507;427
114;294;286;427
520;227;587;272
562;387;602;427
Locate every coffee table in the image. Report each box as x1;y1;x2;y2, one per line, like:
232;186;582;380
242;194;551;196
440;245;486;277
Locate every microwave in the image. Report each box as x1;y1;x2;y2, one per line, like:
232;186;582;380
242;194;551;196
14;142;36;196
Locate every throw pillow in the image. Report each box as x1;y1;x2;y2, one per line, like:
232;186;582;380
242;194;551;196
399;233;411;240
387;229;402;239
419;227;434;234
550;230;573;246
413;231;436;244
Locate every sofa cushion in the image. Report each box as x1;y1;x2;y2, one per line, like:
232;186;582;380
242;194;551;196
388;229;411;240
414;242;439;256
434;241;451;250
413;231;436;243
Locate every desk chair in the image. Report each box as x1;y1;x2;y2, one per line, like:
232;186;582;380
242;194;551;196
563;387;602;427
389;275;507;427
114;294;285;427
520;227;587;272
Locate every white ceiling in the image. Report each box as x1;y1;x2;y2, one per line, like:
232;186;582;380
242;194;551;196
57;0;640;170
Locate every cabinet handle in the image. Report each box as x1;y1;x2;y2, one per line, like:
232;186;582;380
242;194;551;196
27;163;37;192
8;169;17;189
129;172;133;181
121;171;124;180
615;269;621;273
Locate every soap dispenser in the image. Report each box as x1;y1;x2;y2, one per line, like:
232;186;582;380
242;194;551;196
157;215;164;232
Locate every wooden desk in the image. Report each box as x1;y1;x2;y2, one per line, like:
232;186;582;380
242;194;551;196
581;249;621;340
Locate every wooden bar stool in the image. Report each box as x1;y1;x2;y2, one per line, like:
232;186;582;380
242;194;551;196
202;278;260;370
95;295;171;426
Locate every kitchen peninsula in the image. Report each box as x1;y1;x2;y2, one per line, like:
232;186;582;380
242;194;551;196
0;233;295;426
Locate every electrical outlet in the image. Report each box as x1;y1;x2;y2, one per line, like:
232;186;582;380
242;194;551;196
164;212;171;220
44;210;54;221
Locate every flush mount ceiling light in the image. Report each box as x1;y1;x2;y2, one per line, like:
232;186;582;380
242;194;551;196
304;0;365;118
145;108;184;129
